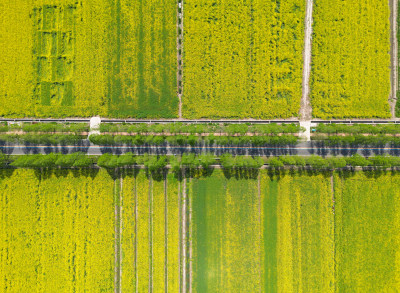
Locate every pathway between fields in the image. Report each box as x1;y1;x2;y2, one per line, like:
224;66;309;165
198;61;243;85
177;0;184;119
390;0;398;118
300;0;314;121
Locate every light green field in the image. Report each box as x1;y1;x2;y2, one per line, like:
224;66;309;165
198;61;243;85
334;172;400;291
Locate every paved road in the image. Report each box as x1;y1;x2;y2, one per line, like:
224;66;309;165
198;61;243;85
2;142;400;157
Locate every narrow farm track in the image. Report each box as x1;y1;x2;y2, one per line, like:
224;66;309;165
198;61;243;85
149;178;153;293
114;178;122;293
390;0;398;117
119;176;123;293
330;173;337;293
300;0;314;120
134;179;138;292
177;0;184;119
181;178;187;293
164;175;169;293
257;174;262;293
188;178;193;293
178;181;182;293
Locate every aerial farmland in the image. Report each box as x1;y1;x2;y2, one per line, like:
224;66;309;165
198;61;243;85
1;0;400;292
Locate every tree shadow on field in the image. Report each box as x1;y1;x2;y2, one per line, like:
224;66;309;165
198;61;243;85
222;168;259;180
36;168;101;181
0;168;16;179
120;168;141;180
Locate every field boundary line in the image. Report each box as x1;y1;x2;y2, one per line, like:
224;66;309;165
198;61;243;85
164;172;168;292
119;175;123;293
134;176;138;293
257;173;262;293
178;180;182;293
331;173;337;293
149;177;153;292
181;177;187;292
177;0;184;118
188;177;193;293
114;177;122;293
300;0;314;120
390;0;398;117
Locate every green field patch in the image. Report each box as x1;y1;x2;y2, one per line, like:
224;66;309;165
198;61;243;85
334;172;400;291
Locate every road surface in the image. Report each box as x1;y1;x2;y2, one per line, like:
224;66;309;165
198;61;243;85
2;142;400;157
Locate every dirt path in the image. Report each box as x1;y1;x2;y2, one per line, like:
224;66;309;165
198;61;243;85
188;178;193;293
164;174;168;292
257;174;262;293
177;0;184;119
134;178;138;292
149;177;153;293
181;177;187;293
178;180;182;292
300;0;314;121
330;173;337;293
119;177;123;293
114;177;122;293
390;0;398;118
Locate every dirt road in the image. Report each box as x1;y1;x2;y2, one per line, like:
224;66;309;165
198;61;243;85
300;0;314;121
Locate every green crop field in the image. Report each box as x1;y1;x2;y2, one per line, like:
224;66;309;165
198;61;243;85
0;0;177;118
311;0;391;118
183;0;305;119
334;172;400;291
191;170;334;292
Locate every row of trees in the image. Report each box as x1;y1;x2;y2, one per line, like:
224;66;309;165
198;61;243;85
3;153;400;171
99;123;301;135
9;153;92;168
315;124;400;135
312;135;400;146
0;134;86;145
89;134;298;146
267;154;400;169
0;122;89;134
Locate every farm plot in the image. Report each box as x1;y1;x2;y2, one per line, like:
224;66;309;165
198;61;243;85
107;0;178;118
0;169;115;292
334;172;400;291
311;0;391;118
183;0;305;119
0;0;177;118
120;171;180;292
191;171;263;292
261;172;334;292
191;170;334;292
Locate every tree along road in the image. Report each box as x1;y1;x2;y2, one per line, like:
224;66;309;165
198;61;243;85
2;142;400;157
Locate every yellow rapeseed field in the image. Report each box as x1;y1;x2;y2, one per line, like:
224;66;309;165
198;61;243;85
0;0;177;118
0;169;114;291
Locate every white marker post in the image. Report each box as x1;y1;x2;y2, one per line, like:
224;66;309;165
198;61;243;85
89;116;101;138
